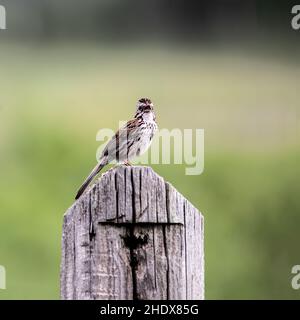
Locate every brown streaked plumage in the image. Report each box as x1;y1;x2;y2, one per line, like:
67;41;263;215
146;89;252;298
75;98;158;200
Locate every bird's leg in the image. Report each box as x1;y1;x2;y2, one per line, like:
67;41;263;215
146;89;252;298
124;160;132;166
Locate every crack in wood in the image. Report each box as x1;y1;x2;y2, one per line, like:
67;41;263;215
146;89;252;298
121;228;150;300
130;169;138;299
162;225;170;300
98;221;183;226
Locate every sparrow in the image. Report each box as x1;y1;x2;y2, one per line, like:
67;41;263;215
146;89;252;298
75;98;158;200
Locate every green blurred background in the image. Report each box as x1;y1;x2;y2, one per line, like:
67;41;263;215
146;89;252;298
0;0;300;299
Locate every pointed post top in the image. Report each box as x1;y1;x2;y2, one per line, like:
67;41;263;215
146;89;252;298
68;166;201;225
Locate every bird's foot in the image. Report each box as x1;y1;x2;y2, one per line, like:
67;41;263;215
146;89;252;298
124;161;132;166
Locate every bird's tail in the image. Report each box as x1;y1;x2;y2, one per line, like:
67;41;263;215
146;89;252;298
75;161;106;200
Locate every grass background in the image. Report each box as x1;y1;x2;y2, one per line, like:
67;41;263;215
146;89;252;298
0;43;299;299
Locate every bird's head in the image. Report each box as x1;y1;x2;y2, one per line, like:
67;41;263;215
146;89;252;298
135;98;155;120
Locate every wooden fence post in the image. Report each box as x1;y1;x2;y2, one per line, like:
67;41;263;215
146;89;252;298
60;166;204;300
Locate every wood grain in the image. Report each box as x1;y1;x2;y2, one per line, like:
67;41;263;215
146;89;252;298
60;166;204;300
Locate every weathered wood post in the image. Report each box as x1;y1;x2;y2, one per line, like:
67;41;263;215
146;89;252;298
60;166;204;300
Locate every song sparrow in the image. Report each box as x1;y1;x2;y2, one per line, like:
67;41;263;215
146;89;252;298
75;98;158;199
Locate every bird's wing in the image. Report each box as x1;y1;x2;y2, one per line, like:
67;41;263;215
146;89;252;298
101;118;142;161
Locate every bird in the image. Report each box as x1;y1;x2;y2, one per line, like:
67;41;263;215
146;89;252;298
75;98;158;200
